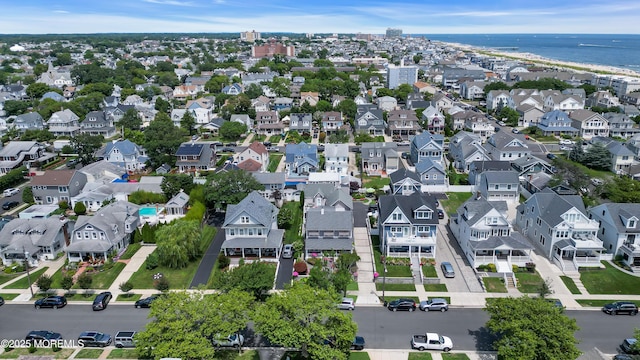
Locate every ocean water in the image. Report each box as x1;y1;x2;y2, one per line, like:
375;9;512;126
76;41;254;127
423;34;640;70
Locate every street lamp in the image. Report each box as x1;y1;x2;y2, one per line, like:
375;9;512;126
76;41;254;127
23;248;34;298
381;256;388;305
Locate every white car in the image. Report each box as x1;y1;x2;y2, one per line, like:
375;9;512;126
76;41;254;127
282;244;293;259
559;146;572;151
591;178;604;186
3;188;19;197
338;297;355;310
559;139;574;145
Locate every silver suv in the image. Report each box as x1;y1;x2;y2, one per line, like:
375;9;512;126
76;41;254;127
338;297;355;310
419;298;449;312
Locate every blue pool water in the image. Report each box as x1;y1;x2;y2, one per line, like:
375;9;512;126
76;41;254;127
140;207;161;216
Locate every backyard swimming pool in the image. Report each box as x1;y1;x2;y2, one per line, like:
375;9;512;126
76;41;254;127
139;206;164;217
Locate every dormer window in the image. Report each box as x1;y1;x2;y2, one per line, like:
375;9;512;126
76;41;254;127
415;211;430;219
629;219;637;228
392;213;402;221
241;216;250;224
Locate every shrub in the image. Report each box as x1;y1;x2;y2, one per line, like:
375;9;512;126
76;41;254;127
154;277;170;291
217;254;230;270
145;252;159;270
36;274;53;292
119;281;133;293
487;263;497;273
58;200;69;210
61;275;74;291
184;201;206;222
28;345;37;353
293;260;308;275
73;201;86;215
318;131;326;143
526;262;536;272
127;190;166;205
77;272;93;290
512;265;520;273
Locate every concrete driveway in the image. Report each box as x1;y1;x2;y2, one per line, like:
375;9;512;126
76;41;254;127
435;221;484;293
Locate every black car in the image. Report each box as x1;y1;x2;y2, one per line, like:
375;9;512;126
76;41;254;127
386;298;416;312
621;338;640;355
614;355;640;360
263;141;272;146
546;153;557;160
78;331;112;347
602;301;639;315
92;291;112;311
2;201;19;210
317;145;325;152
220;147;235;153
0;295;4;306
225;142;237;147
437;209;445;219
135;295;161;308
351;336;365;350
26;330;62;342
34;296;67;309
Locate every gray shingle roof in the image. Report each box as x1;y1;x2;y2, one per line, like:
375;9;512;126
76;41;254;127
591;203;640;234
531;188;586;227
306;208;353;231
458;198;508;227
389;168;420;184
223;191;278;228
166;191;189;208
221;229;284;249
0;218;67;254
469;232;532;251
379;194;439;225
303;184;353;210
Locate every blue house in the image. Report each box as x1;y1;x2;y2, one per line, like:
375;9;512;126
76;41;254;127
536;110;579;137
285;142;318;179
410;132;444;165
97;139;148;171
221;83;243;95
415;159;447;186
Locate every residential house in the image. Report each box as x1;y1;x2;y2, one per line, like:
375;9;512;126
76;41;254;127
321;111;346;134
30;170;87;205
41;91;65;102
221;83;243;95
201;118;226;137
377;96;397;112
477;170;520;203
236;141;269;172
421;105;445;133
536;110;579;137
361;142;399;176
568;109;609;140
486;90;514;111
463;113;495;142
289;113;313;134
590;137;636;174
430;92;455;110
14;112;45;132
389;169;422;195
175;142;216;173
274;97;294;111
165;190;190;216
0;141;46;175
484;131;531;161
172;85;199;99
468;161;512;185
603;113;638;139
516;104;545;128
543;93;585;112
66;201;140;262
410;132;444;166
586;90;620;108
589;203;640;268
516;188;604;270
123;94;144;106
0;218;70;266
324;144;349;176
96;139;147;171
242;72;278;86
406;92;429;110
156;164;172;174
47;109;80;137
415;159;447;187
184;76;211;92
252;172;287;202
300;92;320;107
221;191;284;258
80;111;116;138
230;114;253;132
285;142;318;179
354;105;386;136
452;196;532;271
37;62;73;88
387;109;420;139
460;81;486;100
255;111;284;136
510;155;555;177
449;132;491;173
305;207;354;258
377;194;439;258
303;183;353;212
185;97;215;126
251;96;271;112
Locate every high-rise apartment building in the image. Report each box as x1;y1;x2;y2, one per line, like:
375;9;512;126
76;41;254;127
240;30;261;42
251;39;295;58
385;28;403;38
387;61;418;89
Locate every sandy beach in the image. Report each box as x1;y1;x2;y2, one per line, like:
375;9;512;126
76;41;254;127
441;41;640;78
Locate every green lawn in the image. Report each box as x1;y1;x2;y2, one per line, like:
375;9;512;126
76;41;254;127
282;201;303;243
376;283;416;291
269;135;283;143
106;348;139;359
423;284;448;292
119;243;142;260
0;293;19;300
128;226;216;289
0;348;74;359
62;292;97;301
422;264;437;277
75;262;126;289
116;293;142;301
576;299;640;307
4;267;49;289
581;261;640;294
408;353;434;360
347;280;359;291
554;156;613;180
442;354;471;360
515;271;544;293
0;272;20;285
349;352;371;360
75;349;103;358
362;176;390;189
372;250;413;277
560;275;581;294
483;277;507;293
441;192;472;215
268;154;283;172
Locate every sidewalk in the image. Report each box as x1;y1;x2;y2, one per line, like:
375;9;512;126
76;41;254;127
108;245;156;292
353;227;379;305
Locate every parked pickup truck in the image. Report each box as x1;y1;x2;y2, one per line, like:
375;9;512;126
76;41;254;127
411;333;453;352
211;334;244;348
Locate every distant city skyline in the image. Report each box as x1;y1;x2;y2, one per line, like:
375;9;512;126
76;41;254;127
1;0;639;35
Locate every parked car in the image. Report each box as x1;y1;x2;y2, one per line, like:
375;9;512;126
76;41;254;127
135;295;161;308
386;298;416;312
2;201;19;210
437;209;444;220
621;338;640;355
411;332;453;352
0;295;4;306
498;121;506;126
282;244;293;259
263;141;272;146
267;146;279;152
34;296;67;309
512;128;520;134
65;158;79;168
614;354;640;360
546;153;557;160
591;178;604;186
78;331;112;347
338;297;355;310
559;146;572;151
602;302;639;315
114;331;137;348
25;330;62;342
211;333;244;348
225;142;237;147
3;188;19;197
559;139;574;145
419;298;449;312
351;336;365;350
92;291;112;311
317;145;325;152
401;152;409;159
494;127;501;132
220;147;235;153
441;262;455;278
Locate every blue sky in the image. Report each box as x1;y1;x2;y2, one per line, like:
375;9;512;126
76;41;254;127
1;0;639;34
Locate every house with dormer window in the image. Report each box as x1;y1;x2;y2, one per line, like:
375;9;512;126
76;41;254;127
415;159;447;187
484;131;531;161
30;170;87;206
603;113;638;139
300;92;320;107
449;132;491;173
97;139;147;171
543;92;584;112
285;142;318;179
47;109;81;137
451;197;532;271
0;141;47;175
66;201;140;262
589;203;640;268
536;110;579;137
255;111;284;136
221;83;243;96
387;109;420;139
486;90;514;111
568;109;609;140
221;191;284;258
14;112;45;132
377;194;439;258
175;142;216;173
236;141;269;172
389;169;422;195
516;188;604;271
354;105;386;136
321;111;346;134
324;144;349;176
410;132;444;165
361;142;399;176
289;113;313;134
421;105;445;133
80;111;116;138
478;170;520;203
185;97;215;126
303;184;354;258
0;217;70;266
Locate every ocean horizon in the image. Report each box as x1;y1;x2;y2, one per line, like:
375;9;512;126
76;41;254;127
418;34;640;71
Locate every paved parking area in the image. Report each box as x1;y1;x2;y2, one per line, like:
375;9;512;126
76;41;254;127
435;220;484;293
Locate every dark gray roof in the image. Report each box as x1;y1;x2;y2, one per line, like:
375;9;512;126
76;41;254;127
252;171;285;184
470;161;512;172
469;232;532;251
306;237;353;251
0;218;67;254
591;203;640;234
221;229;284;249
458;197;508;226
303;184;353;209
389;168;420;183
223;191;278;228
481;170;519;185
306;208;353;231
379;194;439;225
531;188;587;227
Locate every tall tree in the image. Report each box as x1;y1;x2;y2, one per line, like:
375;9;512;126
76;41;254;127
26;83;52;100
71;134;104;165
485;296;580;360
204;170;262;209
254;282;357;360
581;142;612;171
180;111;196;136
212;261;275;300
155;220;203;269
219;121;247;140
160;173;196;199
143;112;186;169
119;108;142;131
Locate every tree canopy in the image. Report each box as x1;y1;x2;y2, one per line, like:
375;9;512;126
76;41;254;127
155;220;203;269
219;121;247;140
143;112;187;169
204;170;263;209
212;261;276;300
71;134;104;165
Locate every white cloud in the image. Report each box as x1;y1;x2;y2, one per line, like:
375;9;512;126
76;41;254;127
142;0;196;6
52;10;70;14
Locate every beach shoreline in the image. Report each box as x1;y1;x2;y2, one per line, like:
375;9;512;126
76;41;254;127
439;41;640;78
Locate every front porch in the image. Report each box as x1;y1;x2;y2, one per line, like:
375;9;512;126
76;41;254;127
222;247;280;258
619;242;640;267
470;249;532;269
384;232;437;258
552;239;604;271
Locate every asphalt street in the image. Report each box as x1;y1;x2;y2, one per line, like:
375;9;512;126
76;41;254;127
1;304;637;354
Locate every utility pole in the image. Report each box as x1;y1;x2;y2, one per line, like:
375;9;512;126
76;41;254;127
23;247;34;298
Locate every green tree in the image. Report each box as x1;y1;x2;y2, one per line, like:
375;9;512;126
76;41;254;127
61;276;74;291
53;53;72;66
581;142;612;171
77;272;93;290
135;290;254;360
308;264;332;291
483;81;510;96
394;84;413;102
77;83;113;97
568;141;584;163
154;97;170;113
277;206;293;228
219;121;247;140
485;296;580;360
26;83;52;100
204;170;263;209
36;274;53;293
332;269;352;297
74;201;87;215
22;186;34;204
155;220;203;269
180;111;196;136
498;107;520;126
603;176;640;203
70;133;104;165
513;78;570;91
578;84;597;96
143;112;187;169
119;108;142;130
336;99;357;121
244;83;263;98
204;75;230;93
3;100;29;116
161;174;196;199
212;261;275;300
254;282;357;360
